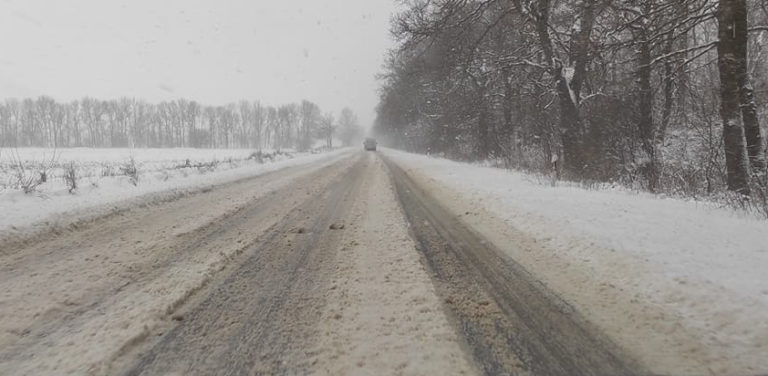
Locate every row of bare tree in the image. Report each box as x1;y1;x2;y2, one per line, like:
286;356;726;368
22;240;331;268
375;0;768;198
0;97;363;151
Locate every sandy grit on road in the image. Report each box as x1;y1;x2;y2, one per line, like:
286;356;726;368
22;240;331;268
307;153;476;375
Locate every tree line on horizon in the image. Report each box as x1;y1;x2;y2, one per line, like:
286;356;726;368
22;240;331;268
0;97;363;151
375;0;768;200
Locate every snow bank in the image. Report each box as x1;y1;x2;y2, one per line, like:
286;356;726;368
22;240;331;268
0;147;352;236
384;148;768;374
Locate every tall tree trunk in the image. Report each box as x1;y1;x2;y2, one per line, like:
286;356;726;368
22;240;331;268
568;0;596;102
502;67;514;136
732;0;765;174
659;41;675;147
717;0;751;194
477;104;490;160
740;81;766;174
556;74;585;172
728;1;765;175
637;25;659;191
532;0;598;176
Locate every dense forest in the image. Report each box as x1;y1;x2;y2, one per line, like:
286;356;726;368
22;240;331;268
375;0;768;201
0;97;363;151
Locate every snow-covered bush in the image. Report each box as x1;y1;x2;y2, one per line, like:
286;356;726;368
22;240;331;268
63;162;78;193
15;169;44;194
120;158;139;186
7;151;58;194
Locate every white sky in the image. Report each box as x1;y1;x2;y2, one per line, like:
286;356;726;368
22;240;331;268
0;0;398;127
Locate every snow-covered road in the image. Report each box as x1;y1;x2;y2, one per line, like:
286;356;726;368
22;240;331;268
0;151;474;375
1;148;766;375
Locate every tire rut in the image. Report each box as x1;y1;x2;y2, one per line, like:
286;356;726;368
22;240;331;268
120;155;367;375
383;156;647;376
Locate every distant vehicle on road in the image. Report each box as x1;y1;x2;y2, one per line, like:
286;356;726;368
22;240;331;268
363;138;377;151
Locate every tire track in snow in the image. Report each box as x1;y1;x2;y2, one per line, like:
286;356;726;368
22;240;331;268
384;155;646;376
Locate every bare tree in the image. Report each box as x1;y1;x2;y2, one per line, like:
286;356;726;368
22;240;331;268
338;108;362;147
377;0;767;200
0;96;360;151
319;113;335;150
298;100;321;151
251;102;266;150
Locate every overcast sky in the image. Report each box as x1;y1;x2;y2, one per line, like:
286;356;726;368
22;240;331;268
0;0;398;128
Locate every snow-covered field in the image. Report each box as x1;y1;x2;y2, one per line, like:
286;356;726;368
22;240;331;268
0;147;351;236
384;148;768;374
2;147;264;165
